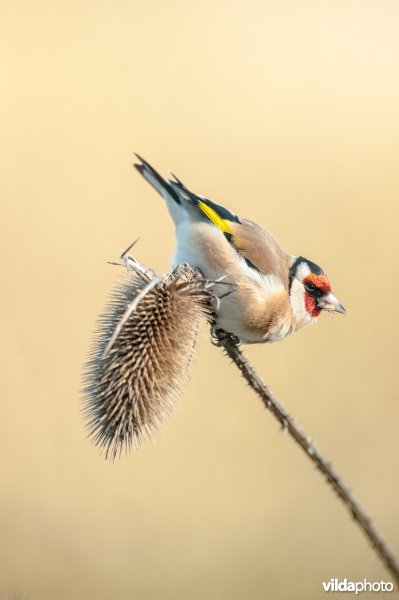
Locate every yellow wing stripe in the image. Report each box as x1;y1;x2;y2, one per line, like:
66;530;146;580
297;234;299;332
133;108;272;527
198;201;232;234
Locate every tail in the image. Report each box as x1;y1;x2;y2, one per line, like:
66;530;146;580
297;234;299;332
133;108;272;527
134;154;182;205
134;155;241;234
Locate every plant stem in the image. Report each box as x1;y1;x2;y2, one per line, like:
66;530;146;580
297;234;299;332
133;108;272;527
219;335;399;585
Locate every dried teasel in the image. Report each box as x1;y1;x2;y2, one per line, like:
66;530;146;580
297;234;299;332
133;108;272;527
82;255;214;460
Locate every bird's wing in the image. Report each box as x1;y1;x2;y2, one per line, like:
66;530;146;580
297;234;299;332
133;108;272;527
134;155;290;283
168;176;240;229
169;177;290;283
227;219;290;286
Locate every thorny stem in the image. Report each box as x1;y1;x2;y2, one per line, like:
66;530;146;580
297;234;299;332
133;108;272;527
118;252;399;584
218;334;399;585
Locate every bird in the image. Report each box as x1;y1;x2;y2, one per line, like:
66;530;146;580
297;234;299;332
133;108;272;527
134;155;346;344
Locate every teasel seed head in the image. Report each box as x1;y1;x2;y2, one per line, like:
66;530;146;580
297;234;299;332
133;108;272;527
82;262;213;460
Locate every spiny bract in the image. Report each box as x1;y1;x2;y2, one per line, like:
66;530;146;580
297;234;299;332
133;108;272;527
82;264;212;460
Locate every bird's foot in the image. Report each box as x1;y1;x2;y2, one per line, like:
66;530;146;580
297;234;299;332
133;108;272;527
211;326;240;347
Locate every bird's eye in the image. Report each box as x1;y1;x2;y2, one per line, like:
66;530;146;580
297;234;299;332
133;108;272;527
305;282;316;293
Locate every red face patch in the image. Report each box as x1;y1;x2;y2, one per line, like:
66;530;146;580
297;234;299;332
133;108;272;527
303;274;331;317
303;274;331;293
305;294;321;317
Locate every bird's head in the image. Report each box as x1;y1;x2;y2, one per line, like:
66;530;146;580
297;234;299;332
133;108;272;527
289;256;346;327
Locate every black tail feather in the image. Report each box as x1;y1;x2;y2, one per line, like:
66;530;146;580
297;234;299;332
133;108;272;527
168;176;201;205
134;154;181;204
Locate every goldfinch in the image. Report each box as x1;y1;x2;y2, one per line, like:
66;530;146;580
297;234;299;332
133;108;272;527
134;155;345;344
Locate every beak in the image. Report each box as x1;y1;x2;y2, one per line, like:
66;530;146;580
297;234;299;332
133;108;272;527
317;292;346;315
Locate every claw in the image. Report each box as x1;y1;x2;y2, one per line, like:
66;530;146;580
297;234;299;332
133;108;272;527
211;327;240;347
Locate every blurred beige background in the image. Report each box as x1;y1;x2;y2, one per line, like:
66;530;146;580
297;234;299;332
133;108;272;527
1;0;399;598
